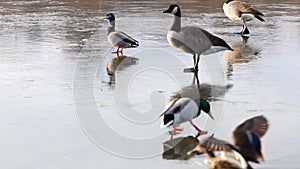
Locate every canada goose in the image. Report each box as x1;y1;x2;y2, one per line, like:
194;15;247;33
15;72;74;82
188;115;269;169
163;4;233;73
103;13;139;57
160;97;214;137
223;0;265;35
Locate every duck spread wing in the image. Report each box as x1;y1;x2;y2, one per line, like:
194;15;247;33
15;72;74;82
232;115;269;138
200;134;233;152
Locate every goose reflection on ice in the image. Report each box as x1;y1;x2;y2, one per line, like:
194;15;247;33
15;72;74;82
169;73;233;102
224;36;259;76
106;55;139;84
162;136;201;160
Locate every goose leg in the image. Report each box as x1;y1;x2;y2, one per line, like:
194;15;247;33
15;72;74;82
184;54;199;73
190;121;207;138
193;54;196;65
194;55;200;72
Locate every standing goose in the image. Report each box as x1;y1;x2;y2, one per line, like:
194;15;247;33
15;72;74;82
103;13;139;57
188;115;269;169
223;0;265;35
163;4;233;73
160;98;214;137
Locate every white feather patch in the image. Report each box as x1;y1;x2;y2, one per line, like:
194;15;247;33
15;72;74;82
202;46;229;55
241;13;255;22
171;6;178;14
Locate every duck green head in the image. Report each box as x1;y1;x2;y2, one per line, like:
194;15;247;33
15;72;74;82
198;99;214;120
103;13;115;22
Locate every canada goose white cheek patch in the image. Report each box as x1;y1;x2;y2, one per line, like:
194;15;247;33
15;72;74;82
171;6;178;14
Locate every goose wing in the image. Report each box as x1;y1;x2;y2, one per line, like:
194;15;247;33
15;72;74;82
235;1;264;17
180;26;232;54
180;26;212;54
200;28;233;51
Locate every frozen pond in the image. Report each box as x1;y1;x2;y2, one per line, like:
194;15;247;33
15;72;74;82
0;0;300;168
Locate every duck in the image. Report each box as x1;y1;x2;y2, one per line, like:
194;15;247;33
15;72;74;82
103;13;139;57
223;0;265;35
163;4;233;73
160;97;214;137
187;115;269;169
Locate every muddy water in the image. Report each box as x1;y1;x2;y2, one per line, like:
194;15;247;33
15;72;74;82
0;0;300;168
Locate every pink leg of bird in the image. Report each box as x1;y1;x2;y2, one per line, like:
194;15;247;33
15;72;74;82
111;47;123;59
169;125;184;139
172;125;184;132
190;121;208;138
111;46;120;54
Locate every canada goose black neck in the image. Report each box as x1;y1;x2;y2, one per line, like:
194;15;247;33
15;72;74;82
171;16;181;32
163;4;181;32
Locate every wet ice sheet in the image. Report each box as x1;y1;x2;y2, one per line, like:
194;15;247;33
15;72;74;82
0;0;300;169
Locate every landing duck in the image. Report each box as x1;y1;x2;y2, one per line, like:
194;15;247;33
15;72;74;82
103;13;139;57
163;4;233;73
160;98;214;137
188;115;269;169
223;0;265;35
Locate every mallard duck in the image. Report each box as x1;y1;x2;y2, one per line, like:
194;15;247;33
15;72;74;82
163;4;233;73
160;98;214;136
188;115;269;169
223;0;265;35
103;13;139;57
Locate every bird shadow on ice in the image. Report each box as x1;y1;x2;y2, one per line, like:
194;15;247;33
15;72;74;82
162;135;201;160
168;73;233;102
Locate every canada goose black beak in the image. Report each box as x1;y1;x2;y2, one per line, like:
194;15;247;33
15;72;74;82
163;9;171;13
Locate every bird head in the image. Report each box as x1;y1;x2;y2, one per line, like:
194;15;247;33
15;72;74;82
102;13;115;22
199;99;214;120
163;4;181;17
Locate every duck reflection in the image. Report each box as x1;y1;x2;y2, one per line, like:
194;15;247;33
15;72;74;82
162;136;201;160
106;55;139;84
224;37;259;76
169;73;233;102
